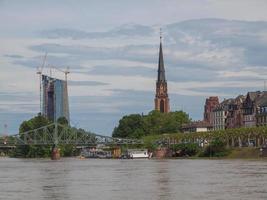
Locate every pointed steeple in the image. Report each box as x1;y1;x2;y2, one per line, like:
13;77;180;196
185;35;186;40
158;30;166;82
154;29;170;113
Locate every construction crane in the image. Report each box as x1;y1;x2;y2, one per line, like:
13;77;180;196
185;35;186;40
36;53;47;114
49;65;70;82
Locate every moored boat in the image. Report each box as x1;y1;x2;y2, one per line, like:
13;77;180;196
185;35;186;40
126;149;150;159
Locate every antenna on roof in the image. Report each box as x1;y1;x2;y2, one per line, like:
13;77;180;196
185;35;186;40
264;80;266;91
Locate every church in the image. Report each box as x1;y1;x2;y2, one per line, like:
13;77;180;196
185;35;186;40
154;33;170;113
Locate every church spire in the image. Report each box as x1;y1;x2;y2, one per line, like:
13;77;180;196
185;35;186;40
158;29;166;82
154;29;170;113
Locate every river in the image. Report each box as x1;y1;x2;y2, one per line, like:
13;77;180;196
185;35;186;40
0;158;267;200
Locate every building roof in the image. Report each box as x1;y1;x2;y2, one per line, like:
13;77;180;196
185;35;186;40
206;96;219;101
256;92;267;107
245;91;267;105
42;74;66;83
182;120;212;129
213;98;234;111
247;91;262;101
205;96;219;104
157;37;166;82
235;95;245;103
222;98;235;105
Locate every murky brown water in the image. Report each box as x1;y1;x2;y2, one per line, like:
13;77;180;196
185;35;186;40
0;158;267;200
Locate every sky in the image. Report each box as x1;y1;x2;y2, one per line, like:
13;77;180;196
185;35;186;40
1;0;267;135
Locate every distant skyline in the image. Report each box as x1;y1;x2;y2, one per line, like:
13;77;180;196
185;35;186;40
1;0;267;135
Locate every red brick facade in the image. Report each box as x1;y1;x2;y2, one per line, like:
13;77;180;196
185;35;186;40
204;96;219;124
155;82;170;113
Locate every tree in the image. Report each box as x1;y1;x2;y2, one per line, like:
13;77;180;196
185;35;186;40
201;138;229;157
112;110;190;138
112;114;145;138
13;114;96;158
57;117;69;126
171;143;200;157
171;111;191;130
19;114;51;133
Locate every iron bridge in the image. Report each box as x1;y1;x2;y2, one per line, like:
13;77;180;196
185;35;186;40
0;123;143;147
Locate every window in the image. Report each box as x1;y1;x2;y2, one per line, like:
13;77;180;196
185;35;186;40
160;100;165;113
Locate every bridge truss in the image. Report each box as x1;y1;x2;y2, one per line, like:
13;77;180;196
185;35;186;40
0;123;142;146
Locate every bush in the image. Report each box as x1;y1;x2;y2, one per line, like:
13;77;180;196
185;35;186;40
143;135;161;151
171;143;200;157
200;138;230;157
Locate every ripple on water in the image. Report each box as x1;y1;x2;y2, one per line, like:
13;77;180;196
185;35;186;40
1;158;267;200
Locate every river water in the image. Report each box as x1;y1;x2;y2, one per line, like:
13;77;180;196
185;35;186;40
0;158;267;200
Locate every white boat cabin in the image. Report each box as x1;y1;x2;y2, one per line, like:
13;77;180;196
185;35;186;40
127;149;149;158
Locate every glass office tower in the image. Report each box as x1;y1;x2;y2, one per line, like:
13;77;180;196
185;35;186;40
42;75;70;123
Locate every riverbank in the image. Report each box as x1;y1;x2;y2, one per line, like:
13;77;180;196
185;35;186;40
2;146;265;160
224;147;262;159
183;147;264;160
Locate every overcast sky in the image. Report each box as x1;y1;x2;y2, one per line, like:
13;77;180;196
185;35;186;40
1;0;267;135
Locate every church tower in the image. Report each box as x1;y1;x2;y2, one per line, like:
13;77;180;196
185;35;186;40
154;31;170;113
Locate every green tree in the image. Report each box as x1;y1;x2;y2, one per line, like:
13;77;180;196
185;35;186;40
15;114;51;158
13;114;96;158
112;110;190;138
144;111;164;135
19;114;51;133
201;138;229;157
171;111;191;130
171;143;200;157
57;117;69;125
112;114;145;138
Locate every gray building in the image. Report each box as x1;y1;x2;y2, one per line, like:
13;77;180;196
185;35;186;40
242;91;267;127
212;98;233;130
255;93;267;126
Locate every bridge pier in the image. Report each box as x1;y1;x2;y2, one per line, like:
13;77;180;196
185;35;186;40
51;145;60;160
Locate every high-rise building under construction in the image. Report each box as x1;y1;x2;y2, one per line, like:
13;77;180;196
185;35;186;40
42;75;70;123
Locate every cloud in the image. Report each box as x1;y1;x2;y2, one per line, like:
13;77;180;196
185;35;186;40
8;19;267;90
9;18;267;98
39;24;154;39
68;80;108;86
1;0;267;136
3;18;267;135
27;18;267;74
0;92;39;114
28;43;157;64
4;54;24;59
86;65;155;77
